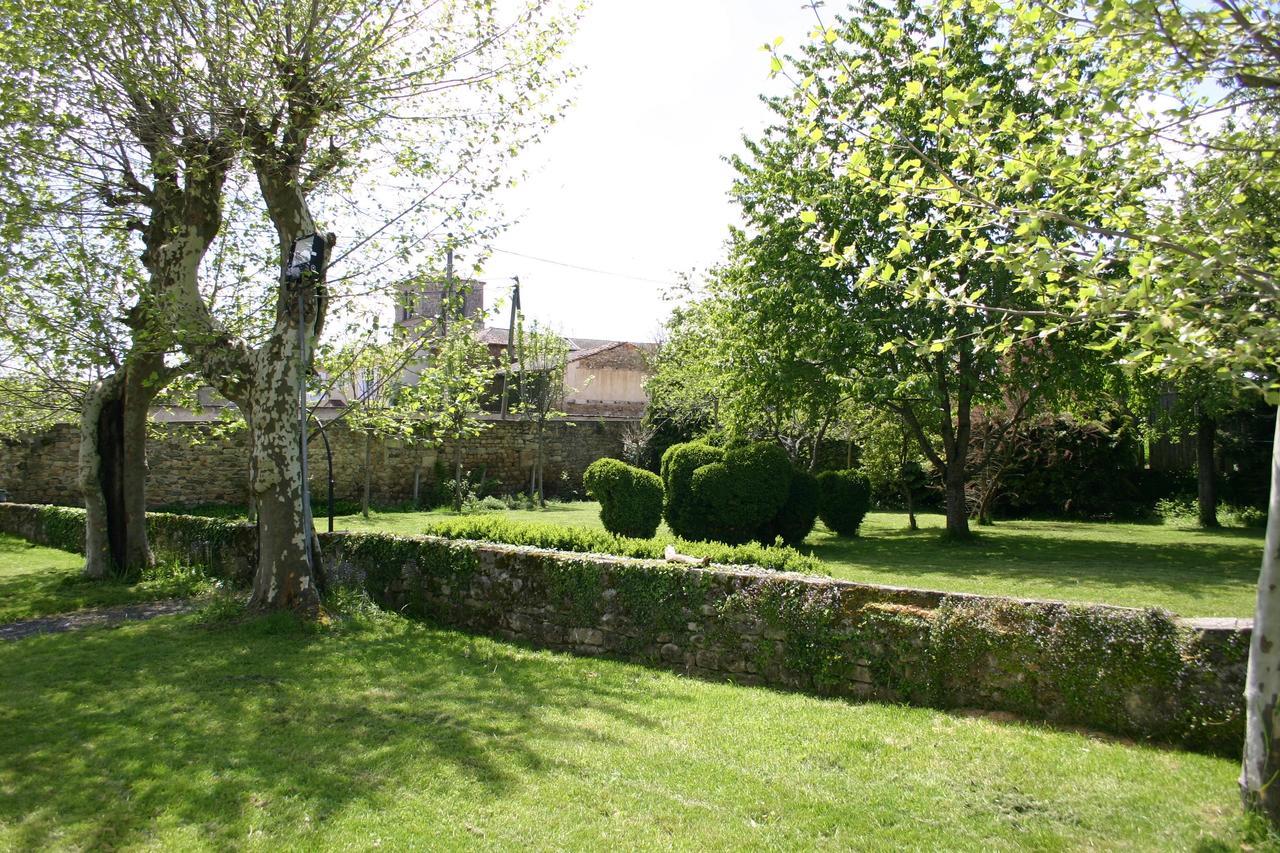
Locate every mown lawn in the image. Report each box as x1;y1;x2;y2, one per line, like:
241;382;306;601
0;604;1254;850
335;504;1264;617
0;534;213;624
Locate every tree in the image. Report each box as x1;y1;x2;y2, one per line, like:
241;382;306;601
0;13;269;579
7;0;578;610
418;321;494;513
510;319;570;506
721;0;1107;538
779;0;1280;821
325;338;424;519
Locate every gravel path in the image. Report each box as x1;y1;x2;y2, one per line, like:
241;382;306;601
0;599;197;642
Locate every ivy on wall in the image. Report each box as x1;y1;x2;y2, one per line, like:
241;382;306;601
0;502;1246;755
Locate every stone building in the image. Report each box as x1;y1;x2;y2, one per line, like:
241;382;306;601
395;278;655;417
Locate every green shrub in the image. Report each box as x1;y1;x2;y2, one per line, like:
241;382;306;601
686;442;792;545
583;458;664;538
756;469;819;547
660;441;804;546
420;515;824;575
659;442;724;539
816;469;872;537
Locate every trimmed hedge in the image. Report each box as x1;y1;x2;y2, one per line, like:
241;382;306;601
661;441;821;546
0;503;255;584
756;469;819;547
689;442;793;545
419;514;825;575
583;458;664;538
659;442;724;539
817;469;872;537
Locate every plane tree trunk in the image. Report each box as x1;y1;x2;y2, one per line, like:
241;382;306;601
1241;405;1280;821
80;352;171;579
154;136;329;614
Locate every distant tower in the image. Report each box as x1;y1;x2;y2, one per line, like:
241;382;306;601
396;278;486;335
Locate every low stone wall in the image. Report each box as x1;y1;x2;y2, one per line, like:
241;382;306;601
324;533;1248;755
0;416;636;509
0;502;1249;755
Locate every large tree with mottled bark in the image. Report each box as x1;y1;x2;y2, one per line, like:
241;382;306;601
3;0;579;609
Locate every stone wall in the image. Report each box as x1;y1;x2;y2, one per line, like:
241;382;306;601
0;416;636;509
321;530;1249;756
0;501;1249;754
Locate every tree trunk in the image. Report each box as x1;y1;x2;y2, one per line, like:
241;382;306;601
943;465;970;539
452;439;463;513
905;488;917;531
362;429;372;519
1241;405;1280;823
244;345;321;614
1198;412;1220;528
412;451;422;508
119;356;159;570
80;354;166;579
80;373;126;580
536;423;546;507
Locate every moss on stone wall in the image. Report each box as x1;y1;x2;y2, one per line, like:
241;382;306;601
0;502;1248;755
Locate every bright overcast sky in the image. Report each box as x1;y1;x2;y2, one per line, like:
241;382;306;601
472;0;820;343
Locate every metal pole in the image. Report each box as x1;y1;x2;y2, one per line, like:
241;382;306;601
500;276;520;419
442;241;453;337
298;282;314;569
308;416;335;533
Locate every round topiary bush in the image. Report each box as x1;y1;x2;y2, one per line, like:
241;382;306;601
816;468;872;537
756;469;819;547
583;457;664;538
659;442;724;539
687;442;792;545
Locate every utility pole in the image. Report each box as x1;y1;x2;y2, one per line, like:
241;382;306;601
441;239;453;338
500;276;520;419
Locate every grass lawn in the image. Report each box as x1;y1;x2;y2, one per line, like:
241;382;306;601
331;500;618;537
0;605;1254;850
0;534;214;624
333;504;1263;618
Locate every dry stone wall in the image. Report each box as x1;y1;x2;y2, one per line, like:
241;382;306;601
0;501;1249;755
321;531;1250;756
0;416;635;508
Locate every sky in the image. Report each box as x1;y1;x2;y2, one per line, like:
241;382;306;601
471;0;820;343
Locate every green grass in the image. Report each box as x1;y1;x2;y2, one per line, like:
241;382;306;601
806;513;1263;618
0;534;215;624
330;500;625;537
0;605;1255;850
332;503;1264;617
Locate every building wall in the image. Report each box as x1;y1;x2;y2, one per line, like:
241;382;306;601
565;364;648;405
0;416;636;509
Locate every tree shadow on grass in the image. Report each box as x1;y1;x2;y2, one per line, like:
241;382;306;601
0;614;674;850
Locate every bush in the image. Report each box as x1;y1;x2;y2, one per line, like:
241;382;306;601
816;469;872;537
583;458;664;538
659;442;724;539
684;442;792;545
756;469;820;547
419;515;824;575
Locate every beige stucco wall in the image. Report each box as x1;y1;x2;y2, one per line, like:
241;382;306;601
565;364;648;404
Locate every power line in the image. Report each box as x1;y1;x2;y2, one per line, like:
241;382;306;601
490;247;680;287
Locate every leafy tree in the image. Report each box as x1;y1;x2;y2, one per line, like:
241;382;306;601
510;319;571;506
5;0;578;610
324;338;426;519
722;0;1109;539
778;0;1280;820
418;322;494;513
